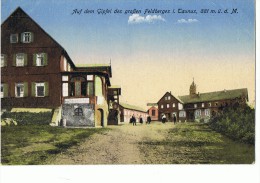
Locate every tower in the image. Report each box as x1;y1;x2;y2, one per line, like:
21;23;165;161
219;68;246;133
189;78;197;96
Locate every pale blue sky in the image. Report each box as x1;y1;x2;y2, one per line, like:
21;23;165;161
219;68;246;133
1;0;255;107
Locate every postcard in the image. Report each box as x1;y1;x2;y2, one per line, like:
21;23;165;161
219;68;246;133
1;0;258;183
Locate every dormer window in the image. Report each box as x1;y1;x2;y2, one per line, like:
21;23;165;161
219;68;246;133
21;32;33;43
10;34;18;43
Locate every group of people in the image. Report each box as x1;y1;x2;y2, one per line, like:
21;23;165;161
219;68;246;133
161;114;177;124
130;115;152;126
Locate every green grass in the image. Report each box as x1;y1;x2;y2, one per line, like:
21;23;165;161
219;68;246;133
1;125;108;165
140;122;255;164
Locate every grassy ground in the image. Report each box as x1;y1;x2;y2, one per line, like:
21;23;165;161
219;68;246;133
1;125;107;165
140;122;255;164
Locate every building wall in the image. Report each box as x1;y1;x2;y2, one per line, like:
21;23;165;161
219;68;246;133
148;106;158;121
1;8;65;108
157;92;182;122
120;107;148;123
62;104;95;126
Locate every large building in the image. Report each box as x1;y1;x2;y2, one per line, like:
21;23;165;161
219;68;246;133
147;103;159;121
157;79;248;122
1;7;121;127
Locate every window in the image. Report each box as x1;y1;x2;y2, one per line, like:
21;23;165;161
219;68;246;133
194;104;197;108
74;107;83;116
168;96;171;100
87;82;94;96
161;104;164;109
62;83;68;97
165;96;168;100
202;103;205;107
152;110;156;116
1;54;6;67
215;102;218;106
208;103;211;107
62;76;69;81
10;34;18;43
178;103;183;110
15;53;27;67
167;104;169;108
0;84;4;98
195;110;201;117
205;109;210;116
35;83;46;97
179;111;186;117
33;53;47;66
1;84;8;98
63;58;68;71
173;103;176;108
21;32;33;43
87;75;93;81
15;83;24;97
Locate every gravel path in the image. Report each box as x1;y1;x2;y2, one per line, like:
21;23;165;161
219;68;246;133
49;122;174;165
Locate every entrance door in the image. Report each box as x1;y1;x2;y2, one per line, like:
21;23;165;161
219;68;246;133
96;109;104;127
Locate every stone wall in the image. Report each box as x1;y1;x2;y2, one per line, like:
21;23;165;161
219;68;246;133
62;104;95;127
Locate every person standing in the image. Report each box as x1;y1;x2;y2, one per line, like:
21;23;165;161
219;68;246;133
133;115;136;126
162;114;166;123
147;115;151;124
139;115;143;124
173;114;177;124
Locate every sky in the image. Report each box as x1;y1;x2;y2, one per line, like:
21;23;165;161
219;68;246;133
1;0;255;108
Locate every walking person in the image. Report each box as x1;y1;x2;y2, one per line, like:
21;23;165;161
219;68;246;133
173;114;177;124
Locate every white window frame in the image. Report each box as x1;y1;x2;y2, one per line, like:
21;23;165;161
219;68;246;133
16;53;24;66
173;103;176;108
22;32;33;43
194;104;197;108
195;110;201;117
10;34;18;43
64;58;68;71
165;96;168;100
87;75;93;81
161;104;164;109
1;54;5;67
15;83;24;97
168;96;171;100
208;102;211;107
0;84;4;98
167;104;169;108
35;83;45;97
202;103;204;107
36;53;44;66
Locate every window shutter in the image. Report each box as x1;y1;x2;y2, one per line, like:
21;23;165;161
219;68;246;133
30;32;34;42
3;84;8;97
24;53;28;66
13;54;16;66
31;82;36;97
44;82;49;96
43;53;48;66
20;33;24;43
24;82;28;97
33;54;36;66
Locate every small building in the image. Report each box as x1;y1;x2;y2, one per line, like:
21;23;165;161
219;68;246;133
119;103;148;123
147;103;159;121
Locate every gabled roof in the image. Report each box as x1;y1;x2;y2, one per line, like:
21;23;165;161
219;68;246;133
119;103;147;113
157;91;184;104
2;7;76;68
178;88;248;104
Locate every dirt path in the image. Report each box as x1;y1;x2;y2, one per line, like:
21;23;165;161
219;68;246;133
49;122;174;164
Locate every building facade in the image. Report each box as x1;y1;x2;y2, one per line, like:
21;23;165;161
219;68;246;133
157;80;248;122
147;103;159;121
119;103;148;123
1;7;121;127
